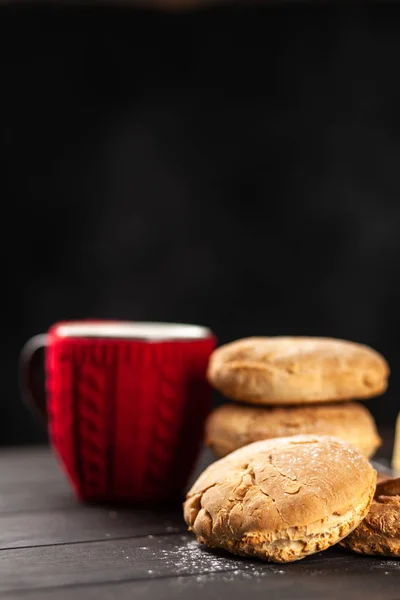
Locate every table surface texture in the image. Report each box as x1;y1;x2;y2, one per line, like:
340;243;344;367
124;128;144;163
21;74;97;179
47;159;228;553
0;442;398;599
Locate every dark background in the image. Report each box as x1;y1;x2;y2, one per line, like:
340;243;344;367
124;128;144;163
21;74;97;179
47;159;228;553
2;1;400;445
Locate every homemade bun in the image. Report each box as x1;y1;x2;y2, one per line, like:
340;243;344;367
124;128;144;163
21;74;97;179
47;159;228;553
207;337;388;405
206;402;381;459
184;435;376;563
340;477;400;557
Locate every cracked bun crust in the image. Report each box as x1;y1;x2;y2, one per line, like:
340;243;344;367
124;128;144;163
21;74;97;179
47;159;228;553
207;337;389;405
184;435;376;563
206;402;381;459
340;477;400;557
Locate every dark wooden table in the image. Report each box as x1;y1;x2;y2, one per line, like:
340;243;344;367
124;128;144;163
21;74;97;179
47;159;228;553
0;445;398;600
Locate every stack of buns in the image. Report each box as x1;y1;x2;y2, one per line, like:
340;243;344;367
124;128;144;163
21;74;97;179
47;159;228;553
205;336;388;460
183;337;399;562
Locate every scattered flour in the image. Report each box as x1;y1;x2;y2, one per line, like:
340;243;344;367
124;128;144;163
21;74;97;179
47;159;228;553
368;561;400;571
144;538;283;582
134;535;399;583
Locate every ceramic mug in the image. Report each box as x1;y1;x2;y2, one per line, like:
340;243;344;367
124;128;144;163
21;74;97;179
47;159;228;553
20;321;216;503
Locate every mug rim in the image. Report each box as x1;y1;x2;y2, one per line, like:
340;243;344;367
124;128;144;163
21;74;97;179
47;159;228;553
52;321;213;341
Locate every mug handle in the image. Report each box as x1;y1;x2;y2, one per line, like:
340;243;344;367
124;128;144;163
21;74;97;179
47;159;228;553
19;334;48;425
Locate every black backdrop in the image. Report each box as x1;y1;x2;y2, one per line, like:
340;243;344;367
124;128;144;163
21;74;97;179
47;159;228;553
2;2;400;445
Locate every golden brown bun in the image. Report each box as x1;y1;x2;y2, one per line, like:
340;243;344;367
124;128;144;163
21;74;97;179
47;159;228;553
340;477;400;557
183;435;376;563
206;402;381;459
207;336;389;405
